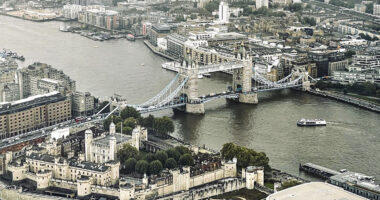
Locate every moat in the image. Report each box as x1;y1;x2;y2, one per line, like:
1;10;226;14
1;15;379;181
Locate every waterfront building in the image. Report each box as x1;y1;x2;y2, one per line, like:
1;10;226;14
273;0;291;6
77;6;119;30
256;0;268;9
18;63;76;99
329;171;380;199
332;71;380;83
308;50;346;77
166;33;187;59
374;3;380;15
218;1;229;23
148;24;171;46
328;59;348;76
71;91;94;117
0;92;71;139
63;4;83;19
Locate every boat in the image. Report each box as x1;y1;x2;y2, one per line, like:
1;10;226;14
126;34;135;41
59;24;70;32
198;74;203;79
141;63;145;66
203;73;211;78
297;119;326;126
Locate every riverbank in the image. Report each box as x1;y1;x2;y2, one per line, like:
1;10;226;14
0;11;56;22
143;40;176;61
306;89;380;113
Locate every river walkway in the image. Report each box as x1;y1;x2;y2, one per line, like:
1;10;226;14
307;89;380;113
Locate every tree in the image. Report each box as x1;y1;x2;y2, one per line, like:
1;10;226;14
285;3;302;12
166;148;181;161
118;144;139;164
124;117;137;129
125;158;137;174
175;15;185;22
205;0;220;13
135;160;149;174
190;14;197;20
155;151;168;165
343;88;348;95
179;154;194;166
120;106;141;120
165;158;177;169
143;153;156;163
142;114;154;128
149;160;163;175
344;50;356;58
153;116;174;138
175;146;191;155
221;143;271;171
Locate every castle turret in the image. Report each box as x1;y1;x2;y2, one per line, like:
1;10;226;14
85;129;93;162
109;122;116;135
77;176;92;197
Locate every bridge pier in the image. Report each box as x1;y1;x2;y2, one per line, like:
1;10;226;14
239;93;258;104
186;103;205;114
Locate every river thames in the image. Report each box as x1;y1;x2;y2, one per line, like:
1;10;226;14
1;15;379;181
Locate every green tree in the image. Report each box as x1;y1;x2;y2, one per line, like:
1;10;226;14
149;160;163;175
155;151;168;165
125;158;137;174
190;14;197;20
153;116;174;138
221;143;271;171
179;154;194;166
285;3;302;12
135;160;149;174
344;50;356;58
205;0;220;13
166;148;181;161
165;158;177;169
120;106;141;120
124;117;137;129
142;114;155;128
144;153;156;163
118;144;139;164
175;146;191;155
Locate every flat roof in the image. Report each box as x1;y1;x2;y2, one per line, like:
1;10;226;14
266;182;367;200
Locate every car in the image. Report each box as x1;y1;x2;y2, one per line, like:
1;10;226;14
148;106;155;109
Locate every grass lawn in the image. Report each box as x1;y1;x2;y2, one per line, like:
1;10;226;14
212;188;267;200
265;182;274;190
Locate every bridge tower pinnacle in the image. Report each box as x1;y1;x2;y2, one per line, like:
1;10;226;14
180;53;205;114
231;45;258;104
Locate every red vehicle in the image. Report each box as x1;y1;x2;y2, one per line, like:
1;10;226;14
75;116;86;123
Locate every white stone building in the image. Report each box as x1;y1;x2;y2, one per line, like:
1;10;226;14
63;4;83;19
256;0;268;9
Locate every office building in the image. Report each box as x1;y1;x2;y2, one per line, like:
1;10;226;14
0;92;71;138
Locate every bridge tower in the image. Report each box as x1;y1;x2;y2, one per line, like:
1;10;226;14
179;53;205;114
231;45;258;104
292;69;310;91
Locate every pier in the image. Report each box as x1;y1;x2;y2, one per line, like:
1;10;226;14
299;163;341;179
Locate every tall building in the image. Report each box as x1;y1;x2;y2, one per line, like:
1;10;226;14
354;4;366;13
256;0;268;9
72;91;95;117
374;4;380;16
219;1;229;23
0;92;71;139
0;83;20;102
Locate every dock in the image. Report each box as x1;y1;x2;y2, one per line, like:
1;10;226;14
299;163;341;179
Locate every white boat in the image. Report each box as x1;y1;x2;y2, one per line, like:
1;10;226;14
203;73;211;78
297;119;326;126
198;74;203;79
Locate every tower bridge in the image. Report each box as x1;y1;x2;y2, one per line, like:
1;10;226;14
112;47;313;115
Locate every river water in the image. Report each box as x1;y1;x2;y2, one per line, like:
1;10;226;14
1;15;379;181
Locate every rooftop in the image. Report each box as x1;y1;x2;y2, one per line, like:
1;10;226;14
330;171;380;194
266;182;367;200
